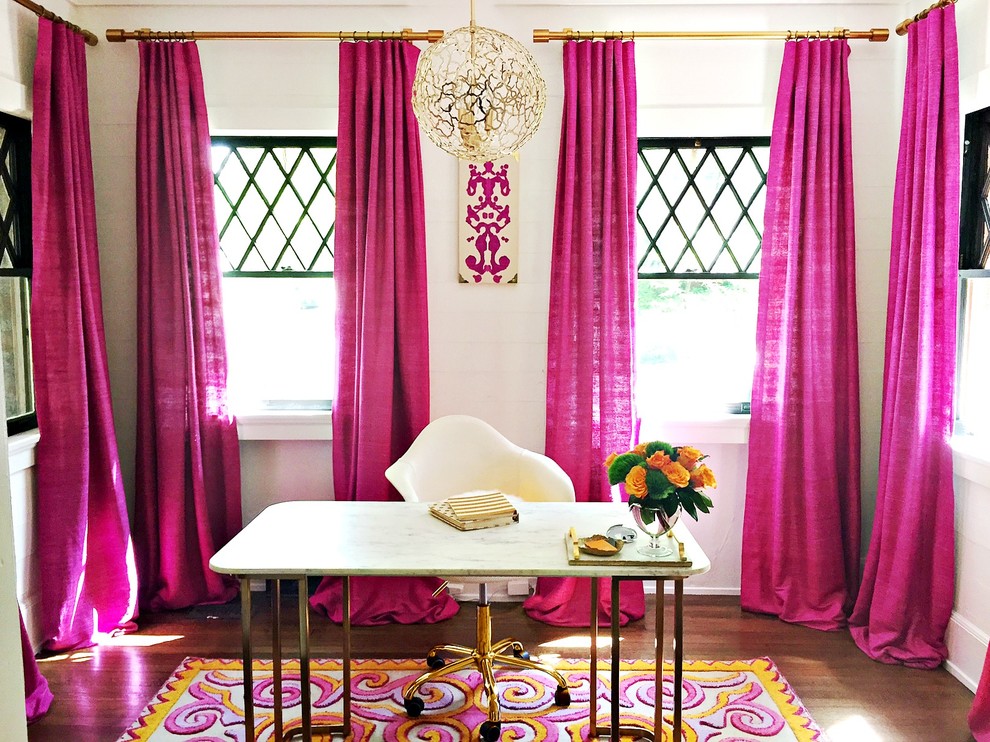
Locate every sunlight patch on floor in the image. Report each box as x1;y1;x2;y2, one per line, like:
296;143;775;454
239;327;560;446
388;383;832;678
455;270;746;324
538;634;619;649
103;634;185;647
827;714;883;741
38;651;95;664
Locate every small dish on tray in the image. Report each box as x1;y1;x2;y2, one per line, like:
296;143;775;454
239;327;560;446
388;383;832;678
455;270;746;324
579;534;624;557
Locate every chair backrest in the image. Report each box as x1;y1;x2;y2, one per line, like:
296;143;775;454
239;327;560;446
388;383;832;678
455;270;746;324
385;415;575;504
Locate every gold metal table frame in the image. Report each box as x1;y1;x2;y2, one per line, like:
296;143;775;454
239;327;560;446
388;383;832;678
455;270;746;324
211;501;709;742
238;576;352;741
589;577;685;741
239;575;683;742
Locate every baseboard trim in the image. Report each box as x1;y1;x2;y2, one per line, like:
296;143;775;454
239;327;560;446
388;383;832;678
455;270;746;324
645;584;740;596
451;583;742;599
945;611;988;692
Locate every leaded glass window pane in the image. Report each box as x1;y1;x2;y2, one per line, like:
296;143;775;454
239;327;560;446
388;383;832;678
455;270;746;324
0;111;34;435
212;137;336;277
210;136;337;413
635;137;769;419
636;137;769;278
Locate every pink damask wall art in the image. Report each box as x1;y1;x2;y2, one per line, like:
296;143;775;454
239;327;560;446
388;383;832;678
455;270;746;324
458;156;519;283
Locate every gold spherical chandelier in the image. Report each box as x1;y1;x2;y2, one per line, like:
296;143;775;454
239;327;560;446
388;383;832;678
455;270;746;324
412;0;547;163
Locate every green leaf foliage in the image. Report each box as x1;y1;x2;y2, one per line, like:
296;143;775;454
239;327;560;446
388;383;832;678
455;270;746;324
661;496;681;518
607;453;645;485
645;441;675;458
680;493;699;520
644;468;674;496
694;492;711;514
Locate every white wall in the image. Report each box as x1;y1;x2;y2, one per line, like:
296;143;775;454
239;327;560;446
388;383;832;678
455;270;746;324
7;431;41;647
5;0;984;732
0;354;28;742
948;441;990;691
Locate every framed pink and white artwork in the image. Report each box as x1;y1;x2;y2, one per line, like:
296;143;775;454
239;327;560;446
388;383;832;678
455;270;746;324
458;156;519;284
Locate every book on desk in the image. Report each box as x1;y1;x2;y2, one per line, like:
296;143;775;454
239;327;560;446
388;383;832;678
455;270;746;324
428;491;519;531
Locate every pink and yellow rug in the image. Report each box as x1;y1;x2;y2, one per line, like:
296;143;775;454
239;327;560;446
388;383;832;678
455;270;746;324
118;656;827;741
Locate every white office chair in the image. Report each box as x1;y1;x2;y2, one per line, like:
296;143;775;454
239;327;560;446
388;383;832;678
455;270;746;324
385;415;574;742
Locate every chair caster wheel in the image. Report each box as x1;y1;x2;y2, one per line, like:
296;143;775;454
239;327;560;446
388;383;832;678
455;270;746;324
554;685;571;706
479;720;501;741
512;647;531;661
404;696;425;718
426;653;445;669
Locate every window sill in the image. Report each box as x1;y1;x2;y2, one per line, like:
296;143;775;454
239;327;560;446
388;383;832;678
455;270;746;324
236;411;332;441
952;435;990;490
641;414;750;445
6;429;40;475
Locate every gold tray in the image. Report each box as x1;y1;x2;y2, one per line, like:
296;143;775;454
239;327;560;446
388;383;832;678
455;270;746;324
579;534;624;557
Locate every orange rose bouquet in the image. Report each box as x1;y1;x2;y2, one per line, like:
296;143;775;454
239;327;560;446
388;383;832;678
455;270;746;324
604;441;716;526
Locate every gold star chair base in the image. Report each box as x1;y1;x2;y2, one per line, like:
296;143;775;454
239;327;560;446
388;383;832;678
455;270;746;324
401;588;571;742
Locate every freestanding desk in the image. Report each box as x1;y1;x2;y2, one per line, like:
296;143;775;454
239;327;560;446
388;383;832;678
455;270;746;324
210;500;710;741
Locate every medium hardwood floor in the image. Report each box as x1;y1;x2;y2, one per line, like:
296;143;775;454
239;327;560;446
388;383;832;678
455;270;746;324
27;592;976;741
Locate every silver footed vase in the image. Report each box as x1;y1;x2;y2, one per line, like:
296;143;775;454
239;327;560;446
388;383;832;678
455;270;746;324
629;502;681;558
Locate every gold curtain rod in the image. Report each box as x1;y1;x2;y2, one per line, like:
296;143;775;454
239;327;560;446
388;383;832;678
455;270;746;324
896;0;957;36
534;27;890;43
106;28;444;43
11;0;98;46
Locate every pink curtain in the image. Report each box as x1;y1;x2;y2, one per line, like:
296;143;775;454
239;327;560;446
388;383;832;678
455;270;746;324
30;17;138;651
972;646;990;741
524;40;644;628
849;5;959;668
308;41;458;626
740;39;861;632
20;611;52;723
134;41;241;611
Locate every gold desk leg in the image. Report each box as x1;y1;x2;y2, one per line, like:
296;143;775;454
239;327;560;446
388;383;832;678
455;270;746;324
273;580;283;742
343;575;351;734
241;578;254;741
284;577;347;741
593;578;660;741
589;578;598;736
611;578;620;742
674;579;684;740
299;577;312;741
655;578;665;738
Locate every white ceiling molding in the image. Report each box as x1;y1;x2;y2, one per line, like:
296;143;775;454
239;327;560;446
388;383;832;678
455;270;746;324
68;0;903;4
70;1;414;6
496;0;903;5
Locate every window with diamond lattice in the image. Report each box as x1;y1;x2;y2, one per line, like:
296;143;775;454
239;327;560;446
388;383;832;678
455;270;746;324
634;137;770;422
211;137;337;412
961;106;990;271
958;106;990;437
0;111;35;436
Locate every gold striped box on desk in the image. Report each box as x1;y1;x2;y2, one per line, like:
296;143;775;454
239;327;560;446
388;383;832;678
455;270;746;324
429;491;519;531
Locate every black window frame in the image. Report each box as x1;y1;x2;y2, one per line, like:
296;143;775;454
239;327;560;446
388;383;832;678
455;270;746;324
210;135;338;412
636;136;770;280
0;110;36;436
960;105;990;273
956;106;990;434
634;136;770;414
211;135;337;279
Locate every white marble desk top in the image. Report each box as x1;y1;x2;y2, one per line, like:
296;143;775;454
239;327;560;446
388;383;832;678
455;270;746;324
210;501;711;579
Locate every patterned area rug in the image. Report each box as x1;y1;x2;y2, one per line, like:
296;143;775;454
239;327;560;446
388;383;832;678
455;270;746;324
118;656;826;741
